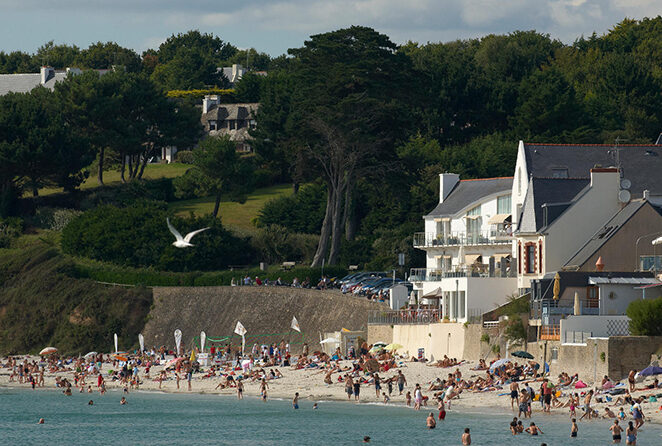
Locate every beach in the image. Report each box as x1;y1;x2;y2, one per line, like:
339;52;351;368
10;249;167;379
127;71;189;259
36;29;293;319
3;354;662;431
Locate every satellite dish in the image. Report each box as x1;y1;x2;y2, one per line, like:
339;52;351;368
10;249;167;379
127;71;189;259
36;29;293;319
618;190;631;203
620;178;631;190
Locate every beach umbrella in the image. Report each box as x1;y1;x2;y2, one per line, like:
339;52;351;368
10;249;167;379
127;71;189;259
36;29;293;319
39;347;57;355
165;357;184;368
639;365;662;376
369;345;384;353
320;337;340;344
573;292;581;315
84;351;97;358
385;343;404;352
511;350;533;359
373;341;387;347
489;358;511;372
553;273;561;300
112;354;128;361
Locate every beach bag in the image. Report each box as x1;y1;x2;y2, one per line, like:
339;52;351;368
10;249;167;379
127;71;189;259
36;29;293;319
649;396;657;403
575;381;587;389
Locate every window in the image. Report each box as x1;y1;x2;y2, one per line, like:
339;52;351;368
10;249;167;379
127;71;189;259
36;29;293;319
551;347;559;361
526;244;536;273
497;195;511;214
640;255;662;271
518;242;522;274
586;286;599;308
229;120;236;130
209;120;217;131
452;292;458;319
467;205;481;216
552;168;569;178
538;240;543;274
459;291;466;319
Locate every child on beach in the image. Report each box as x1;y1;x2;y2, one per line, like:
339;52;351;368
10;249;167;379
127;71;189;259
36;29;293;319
292;392;299;409
406;391;412;407
462;428;471;445
382;392;390;404
437;397;446;420
570;418;578;438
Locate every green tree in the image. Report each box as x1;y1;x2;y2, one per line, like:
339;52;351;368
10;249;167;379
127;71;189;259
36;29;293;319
627;298;662;336
34;41;80;68
234;72;265;102
76;42;142;72
192;136;254;219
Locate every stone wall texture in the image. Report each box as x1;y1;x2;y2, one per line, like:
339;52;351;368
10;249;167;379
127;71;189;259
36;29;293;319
143;286;387;353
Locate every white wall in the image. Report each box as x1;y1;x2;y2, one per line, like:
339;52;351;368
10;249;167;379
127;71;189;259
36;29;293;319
544;171;621;273
599;284;646;315
393;322;466;361
560;315;630;344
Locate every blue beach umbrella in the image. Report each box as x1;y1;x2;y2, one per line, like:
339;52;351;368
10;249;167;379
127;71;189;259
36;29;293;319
639;365;662;376
489;358;511;372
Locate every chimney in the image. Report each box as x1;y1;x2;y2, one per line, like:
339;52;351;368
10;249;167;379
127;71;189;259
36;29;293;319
439;173;460;203
589;167;620;190
40;66;54;85
202;95;219;114
232;64;241;83
595;256;604;272
643;190;650;200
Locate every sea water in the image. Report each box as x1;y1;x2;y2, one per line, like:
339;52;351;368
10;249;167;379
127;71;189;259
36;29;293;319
1;387;660;445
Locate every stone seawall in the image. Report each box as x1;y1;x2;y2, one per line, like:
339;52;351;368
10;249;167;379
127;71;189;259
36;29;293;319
143;286;387;353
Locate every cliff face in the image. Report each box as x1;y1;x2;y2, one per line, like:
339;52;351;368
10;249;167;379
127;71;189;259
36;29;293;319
143;286;387;352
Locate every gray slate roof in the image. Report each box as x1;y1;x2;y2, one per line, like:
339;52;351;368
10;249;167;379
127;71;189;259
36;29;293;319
518;177;589;233
535;270;655;300
201;103;259;122
563;200;662;268
426;177;512;218
523;143;662;197
0;72;67;95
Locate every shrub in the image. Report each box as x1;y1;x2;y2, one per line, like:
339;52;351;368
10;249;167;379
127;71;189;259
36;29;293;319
62;201;255;272
0;217;23;248
250;225;319;263
80;179;175;209
173;168;208;200
627;297;662;335
30;207;82;231
175;150;195;164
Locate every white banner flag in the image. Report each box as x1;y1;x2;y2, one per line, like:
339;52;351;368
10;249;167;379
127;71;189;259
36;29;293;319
291;316;301;333
200;331;206;352
138;333;144;353
174;329;182;356
114;333;118;353
234;321;247;336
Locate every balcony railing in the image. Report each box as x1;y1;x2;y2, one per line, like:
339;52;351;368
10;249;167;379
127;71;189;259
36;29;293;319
540;325;560;340
409;267;513;281
413;231;512;248
530;299;600;320
368;309;442;325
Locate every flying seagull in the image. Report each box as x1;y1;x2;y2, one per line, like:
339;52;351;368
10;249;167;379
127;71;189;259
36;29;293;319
167;218;210;248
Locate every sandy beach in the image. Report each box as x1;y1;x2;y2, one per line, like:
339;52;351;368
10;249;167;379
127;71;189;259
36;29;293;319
3;355;662;428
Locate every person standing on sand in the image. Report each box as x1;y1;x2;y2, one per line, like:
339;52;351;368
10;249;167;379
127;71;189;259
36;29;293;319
510;381;519;410
353;377;361;402
627;370;636;393
374;373;381;398
414;384;423;410
610;419;623;444
426;412;436;429
345;375;354;400
462;427;471;445
235;379;243;399
260;378;269;402
580;390;594;420
397;370;407;395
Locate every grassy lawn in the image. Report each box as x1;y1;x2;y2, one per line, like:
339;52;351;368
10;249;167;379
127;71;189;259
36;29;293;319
169;184;292;232
37;163;192;196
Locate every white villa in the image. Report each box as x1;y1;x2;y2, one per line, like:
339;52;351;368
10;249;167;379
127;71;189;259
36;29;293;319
410;173;518;322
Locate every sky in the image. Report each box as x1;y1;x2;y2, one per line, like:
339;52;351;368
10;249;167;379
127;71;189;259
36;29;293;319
1;0;661;55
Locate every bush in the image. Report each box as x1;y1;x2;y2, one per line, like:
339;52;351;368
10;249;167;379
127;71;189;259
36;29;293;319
627;297;662;335
29;207;82;231
250;225;319;263
61;201;255;271
0;217;23;248
80;178;175;209
175;150;195;164
173;168;207;200
256;183;326;233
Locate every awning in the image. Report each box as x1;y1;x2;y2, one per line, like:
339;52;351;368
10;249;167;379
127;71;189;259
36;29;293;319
464;254;482;264
494;253;511;258
634;283;662;289
464;215;481;220
434;217;451;222
435;254;451;259
422;287;443;298
488;214;511;224
589;277;660;285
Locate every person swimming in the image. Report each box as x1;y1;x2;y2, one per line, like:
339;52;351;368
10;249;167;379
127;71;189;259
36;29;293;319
426;412;436;429
525;422;543;436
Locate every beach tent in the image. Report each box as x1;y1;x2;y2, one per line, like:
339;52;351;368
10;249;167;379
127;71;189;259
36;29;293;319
39;347;57;355
639;365;662;376
84;351;97;358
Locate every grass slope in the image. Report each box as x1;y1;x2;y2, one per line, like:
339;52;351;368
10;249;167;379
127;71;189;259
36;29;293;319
0;242;152;355
168;184;292;232
38;163;192;196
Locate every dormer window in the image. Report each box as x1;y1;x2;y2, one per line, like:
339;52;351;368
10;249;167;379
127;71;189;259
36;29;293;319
552;168;568;178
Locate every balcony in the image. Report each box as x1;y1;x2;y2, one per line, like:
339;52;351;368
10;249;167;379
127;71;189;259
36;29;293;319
413;230;512;248
540;324;560;341
409;267;503;281
530;299;600;320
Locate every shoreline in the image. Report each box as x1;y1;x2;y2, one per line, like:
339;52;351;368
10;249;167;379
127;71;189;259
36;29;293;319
2;358;661;426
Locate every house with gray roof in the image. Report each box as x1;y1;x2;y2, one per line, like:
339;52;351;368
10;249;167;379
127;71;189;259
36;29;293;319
0;66;111;96
200;95;259;153
511;141;662;292
410;173;518;322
